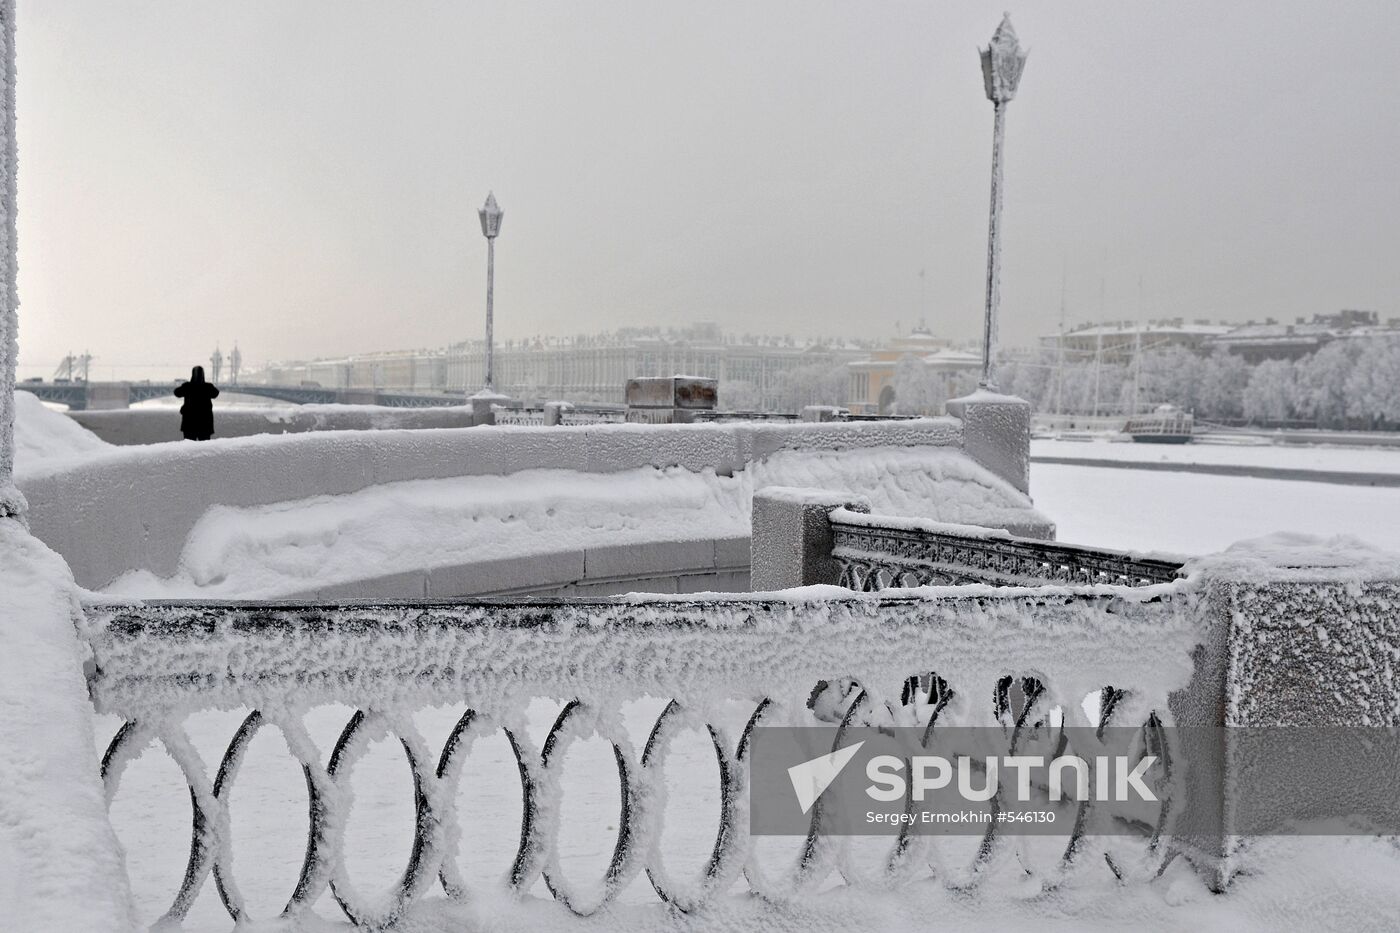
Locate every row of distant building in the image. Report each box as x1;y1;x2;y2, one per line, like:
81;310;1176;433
248;310;1390;414
1047;309;1394;365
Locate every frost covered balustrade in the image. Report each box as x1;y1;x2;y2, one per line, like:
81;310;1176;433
83;586;1203;930
829;509;1185;590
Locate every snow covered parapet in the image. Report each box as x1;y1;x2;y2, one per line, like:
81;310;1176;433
82;586;1202;926
75;535;1400;922
20;416;1009;591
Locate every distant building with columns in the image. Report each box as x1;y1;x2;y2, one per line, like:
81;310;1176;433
846;328;982;415
251;323;869;410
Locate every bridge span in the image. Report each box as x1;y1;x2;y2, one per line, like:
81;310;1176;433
15;380;464;410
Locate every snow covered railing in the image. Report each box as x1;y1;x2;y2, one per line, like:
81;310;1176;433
81;589;1201;929
829;510;1185;590
492;404;628;427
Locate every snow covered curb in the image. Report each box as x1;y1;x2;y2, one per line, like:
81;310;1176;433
0;521;136;931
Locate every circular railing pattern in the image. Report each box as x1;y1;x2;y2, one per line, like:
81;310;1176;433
101;681;1175;928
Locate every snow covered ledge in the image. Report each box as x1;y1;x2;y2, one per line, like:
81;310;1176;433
0;520;137;930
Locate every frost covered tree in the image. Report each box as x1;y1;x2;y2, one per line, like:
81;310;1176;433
1136;347;1203;413
891;356;943;414
1195;348;1250;420
1344;338;1400;427
1293;340;1360;428
1242;359;1295;423
996;352;1054;409
720;379;762;411
769;362;848;411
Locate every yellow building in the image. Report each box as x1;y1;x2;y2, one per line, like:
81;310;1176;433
847;329;981;415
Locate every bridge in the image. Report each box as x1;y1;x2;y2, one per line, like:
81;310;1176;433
15;380;465;410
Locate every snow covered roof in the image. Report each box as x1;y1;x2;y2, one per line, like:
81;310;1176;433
1062;321;1235;338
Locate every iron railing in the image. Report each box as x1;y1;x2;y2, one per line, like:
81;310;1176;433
830;510;1185;590
83;590;1197;929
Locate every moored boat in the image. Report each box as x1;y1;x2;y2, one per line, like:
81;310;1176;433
1123;405;1194;444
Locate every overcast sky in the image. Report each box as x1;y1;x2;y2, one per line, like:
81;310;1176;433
13;1;1400;378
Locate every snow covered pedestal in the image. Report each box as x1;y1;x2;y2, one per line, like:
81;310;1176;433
0;520;136;930
946;391;1031;497
624;376;718;424
1168;536;1400;889
469;389;511;426
750;486;870;590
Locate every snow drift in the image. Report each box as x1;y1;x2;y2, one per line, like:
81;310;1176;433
12;391;108;474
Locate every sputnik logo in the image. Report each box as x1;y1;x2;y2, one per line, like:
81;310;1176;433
787;741;865;814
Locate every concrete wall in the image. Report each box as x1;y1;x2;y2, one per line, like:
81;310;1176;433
20;418;965;590
293;536;750;599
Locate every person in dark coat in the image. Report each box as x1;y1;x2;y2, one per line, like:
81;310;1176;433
174;365;219;440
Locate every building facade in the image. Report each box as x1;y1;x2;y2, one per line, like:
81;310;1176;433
847;330;982;415
252;324;868;411
1205;310;1400;364
1039;319;1235;362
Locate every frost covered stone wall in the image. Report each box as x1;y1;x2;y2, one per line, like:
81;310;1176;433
18;417;1050;596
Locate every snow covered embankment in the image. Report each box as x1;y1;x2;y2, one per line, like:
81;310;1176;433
105;445;1047;599
0;521;135;931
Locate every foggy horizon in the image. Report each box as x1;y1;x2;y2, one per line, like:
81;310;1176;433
13;0;1400;377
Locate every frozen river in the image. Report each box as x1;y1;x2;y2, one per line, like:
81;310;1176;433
1032;460;1400;555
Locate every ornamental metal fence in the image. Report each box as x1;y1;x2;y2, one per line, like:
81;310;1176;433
83;589;1199;929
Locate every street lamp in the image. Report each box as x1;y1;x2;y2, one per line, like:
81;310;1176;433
977;13;1028;391
477;191;504;394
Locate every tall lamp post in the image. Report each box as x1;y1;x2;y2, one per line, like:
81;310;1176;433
977;14;1028;391
0;0;21;520
477;192;504;394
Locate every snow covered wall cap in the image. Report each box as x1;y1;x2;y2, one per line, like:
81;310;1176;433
980;13;1029;104
1183;532;1400;585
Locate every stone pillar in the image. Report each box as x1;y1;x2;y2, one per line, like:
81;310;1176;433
543;401;570;426
0;0;20;520
946;391;1030;495
1168;545;1400;889
469;389;510;426
750;486;869;591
